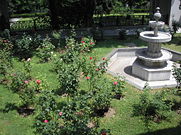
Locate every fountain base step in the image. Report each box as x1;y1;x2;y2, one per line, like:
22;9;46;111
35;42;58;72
132;59;173;81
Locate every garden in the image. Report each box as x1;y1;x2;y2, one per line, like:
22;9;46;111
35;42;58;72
0;29;181;135
0;0;181;135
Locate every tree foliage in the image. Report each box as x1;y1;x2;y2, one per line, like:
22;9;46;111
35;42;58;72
47;0;116;29
8;0;47;14
120;0;149;8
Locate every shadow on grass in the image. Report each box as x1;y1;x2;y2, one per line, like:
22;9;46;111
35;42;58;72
170;34;181;45
95;35;147;49
0;103;35;116
137;123;181;135
0;103;18;113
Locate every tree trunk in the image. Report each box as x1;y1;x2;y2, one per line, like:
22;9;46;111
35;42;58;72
0;0;10;31
83;0;96;27
47;0;60;30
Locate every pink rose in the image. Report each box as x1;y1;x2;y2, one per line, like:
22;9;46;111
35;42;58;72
24;80;29;84
113;81;118;85
86;76;90;80
59;112;63;116
44;120;48;123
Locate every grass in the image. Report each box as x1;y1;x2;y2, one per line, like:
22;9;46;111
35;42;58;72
162;34;181;52
0;34;181;135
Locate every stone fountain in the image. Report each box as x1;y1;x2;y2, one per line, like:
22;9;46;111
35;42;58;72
132;7;173;81
106;7;180;89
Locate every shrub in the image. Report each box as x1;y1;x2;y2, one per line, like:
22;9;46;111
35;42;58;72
6;59;37;108
112;77;125;99
80;37;95;53
13;34;42;59
13;34;34;59
55;36;87;96
173;62;181;88
36;37;55;62
0;50;12;76
7;70;29;93
0;38;13;77
51;34;111;134
7;71;36;108
82;59;112;114
0;29;11;40
61;94;98;135
81;56;108;83
34;90;62;135
57;61;80;96
91;88;112;114
18;80;36;107
61;37;81;63
51;31;66;48
0;40;13;81
133;90;172;123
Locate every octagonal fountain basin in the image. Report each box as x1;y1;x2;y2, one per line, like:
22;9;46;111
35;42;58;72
140;31;172;43
106;47;181;90
135;49;172;68
149;21;165;29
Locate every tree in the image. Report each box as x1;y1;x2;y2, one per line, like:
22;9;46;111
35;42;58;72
121;0;149;9
0;0;10;31
8;0;48;14
47;0;116;29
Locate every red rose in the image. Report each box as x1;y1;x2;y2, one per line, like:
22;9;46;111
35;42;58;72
101;132;107;135
36;80;41;85
90;57;93;60
102;57;106;60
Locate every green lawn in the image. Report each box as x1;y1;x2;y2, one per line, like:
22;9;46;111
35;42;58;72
0;34;181;135
162;34;181;52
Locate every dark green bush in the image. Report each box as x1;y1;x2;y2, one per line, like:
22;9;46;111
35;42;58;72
133;91;172;122
173;62;181;88
13;34;42;59
51;31;66;48
0;38;13;77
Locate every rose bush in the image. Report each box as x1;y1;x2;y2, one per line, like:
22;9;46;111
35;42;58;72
36;37;55;62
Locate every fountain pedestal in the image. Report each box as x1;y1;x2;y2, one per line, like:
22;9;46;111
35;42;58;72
132;7;173;81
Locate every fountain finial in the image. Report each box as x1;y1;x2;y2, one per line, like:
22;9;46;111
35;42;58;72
154;7;161;22
152;7;162;36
